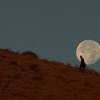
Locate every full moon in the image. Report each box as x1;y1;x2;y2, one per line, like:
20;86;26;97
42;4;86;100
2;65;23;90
76;40;100;65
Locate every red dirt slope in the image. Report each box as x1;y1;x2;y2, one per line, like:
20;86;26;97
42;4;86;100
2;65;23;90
0;49;100;100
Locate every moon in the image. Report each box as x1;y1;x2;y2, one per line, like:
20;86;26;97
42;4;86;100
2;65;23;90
76;40;100;65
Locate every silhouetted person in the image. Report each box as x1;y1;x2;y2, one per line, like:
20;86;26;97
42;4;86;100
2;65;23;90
80;56;86;70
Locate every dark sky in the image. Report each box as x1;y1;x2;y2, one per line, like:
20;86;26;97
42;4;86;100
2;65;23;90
0;0;100;71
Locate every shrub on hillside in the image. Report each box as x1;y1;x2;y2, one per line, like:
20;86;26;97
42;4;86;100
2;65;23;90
21;51;39;58
11;60;18;65
30;64;39;71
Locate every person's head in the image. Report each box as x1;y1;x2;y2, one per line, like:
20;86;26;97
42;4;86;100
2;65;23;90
80;55;83;59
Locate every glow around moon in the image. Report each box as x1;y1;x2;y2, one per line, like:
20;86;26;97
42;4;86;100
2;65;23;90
76;40;100;65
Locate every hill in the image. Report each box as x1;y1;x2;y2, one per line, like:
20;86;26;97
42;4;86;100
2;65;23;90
0;49;100;100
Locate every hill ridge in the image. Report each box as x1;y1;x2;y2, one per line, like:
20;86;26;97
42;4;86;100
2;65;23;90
0;48;99;100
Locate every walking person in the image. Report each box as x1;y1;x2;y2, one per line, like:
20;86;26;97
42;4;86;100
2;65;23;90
80;55;86;70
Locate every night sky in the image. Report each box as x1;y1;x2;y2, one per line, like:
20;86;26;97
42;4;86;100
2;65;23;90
0;0;100;72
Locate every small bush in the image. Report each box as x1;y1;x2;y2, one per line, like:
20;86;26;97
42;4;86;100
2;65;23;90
30;64;39;71
33;76;43;81
21;51;39;58
11;60;18;65
51;61;63;65
1;48;15;53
